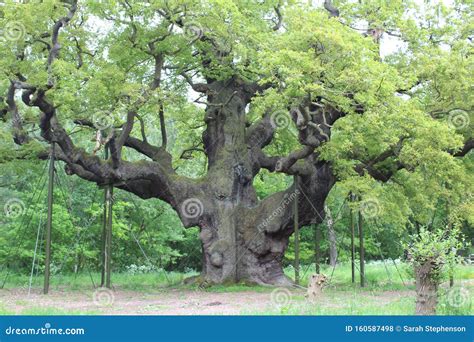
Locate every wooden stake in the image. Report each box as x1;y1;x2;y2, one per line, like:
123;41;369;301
43;142;55;294
350;193;355;283
293;175;300;285
358;197;365;287
100;149;108;287
314;224;320;274
100;188;107;287
105;185;113;289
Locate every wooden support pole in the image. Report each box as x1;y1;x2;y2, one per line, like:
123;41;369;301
446;202;454;288
293;175;300;285
100;149;108;287
350;193;355;284
358;197;365;287
105;185;113;289
314;224;320;274
43;142;55;295
100;187;107;287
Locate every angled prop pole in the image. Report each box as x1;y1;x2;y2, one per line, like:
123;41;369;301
43;142;55;295
105;184;113;289
293;175;300;285
100;147;108;287
358;195;365;288
350;192;355;284
314;224;320;274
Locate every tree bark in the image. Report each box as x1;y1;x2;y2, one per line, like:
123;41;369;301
182;79;335;285
415;259;439;315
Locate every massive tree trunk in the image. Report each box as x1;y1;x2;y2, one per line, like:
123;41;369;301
176;79;335;285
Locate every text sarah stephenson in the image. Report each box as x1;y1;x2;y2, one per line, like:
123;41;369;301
404;325;466;333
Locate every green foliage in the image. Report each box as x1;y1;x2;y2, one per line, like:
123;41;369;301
0;0;472;280
0;161;200;274
404;226;464;281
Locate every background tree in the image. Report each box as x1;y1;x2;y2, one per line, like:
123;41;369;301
405;226;463;315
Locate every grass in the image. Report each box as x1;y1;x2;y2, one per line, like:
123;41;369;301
1;262;471;292
245;286;473;315
242;295;417;315
0;262;472;315
0;269;198;292
286;261;415;290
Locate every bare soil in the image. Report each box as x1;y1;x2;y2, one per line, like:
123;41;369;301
0;287;413;315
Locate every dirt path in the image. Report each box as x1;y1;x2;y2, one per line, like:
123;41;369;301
0;288;282;315
0;286;416;315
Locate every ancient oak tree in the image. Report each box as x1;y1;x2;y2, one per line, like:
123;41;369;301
1;0;472;285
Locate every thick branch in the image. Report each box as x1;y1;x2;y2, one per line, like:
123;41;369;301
353;137;406;182
272;6;283;31
246;113;275;149
256;150;310;176
180;72;210;93
275;145;314;173
451;138;474;157
114;110;136;165
324;0;340;17
47;0;78;86
6;82;30;145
